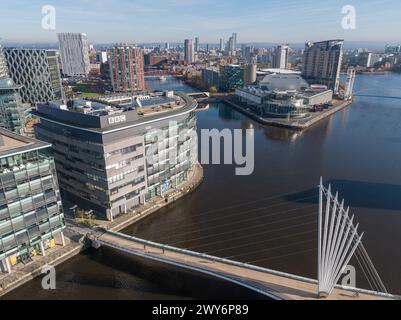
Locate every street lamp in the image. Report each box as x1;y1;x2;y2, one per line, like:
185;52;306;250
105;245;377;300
70;205;78;218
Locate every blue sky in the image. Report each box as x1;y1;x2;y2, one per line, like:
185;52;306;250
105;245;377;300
0;0;400;44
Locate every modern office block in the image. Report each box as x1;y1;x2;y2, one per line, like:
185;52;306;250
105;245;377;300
201;67;220;90
219;65;244;91
33;92;198;221
57;33;90;76
0;129;65;273
0;45;29;133
4;48;64;104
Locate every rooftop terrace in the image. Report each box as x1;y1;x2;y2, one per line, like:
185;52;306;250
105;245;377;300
33;92;197;133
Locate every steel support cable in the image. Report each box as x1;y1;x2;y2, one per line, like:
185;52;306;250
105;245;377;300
358;243;387;293
344;232;379;291
246;247;317;264
354;248;379;292
178;220;317;250
176;187;317;217
222;237;317;260
204;229;316;256
142;188;318;232
355;251;376;291
166;212;316;247
328;191;386;293
149;195;318;237
321;185;387;293
355;243;386;292
354;244;380;291
153;203;317;243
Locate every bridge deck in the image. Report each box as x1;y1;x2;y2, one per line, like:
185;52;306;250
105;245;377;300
97;232;390;300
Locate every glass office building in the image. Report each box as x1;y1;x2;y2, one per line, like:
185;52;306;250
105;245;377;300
219;65;244;92
0;78;28;133
4;48;64;104
34;92;198;221
0;129;65;273
0;44;29;133
144;110;197;198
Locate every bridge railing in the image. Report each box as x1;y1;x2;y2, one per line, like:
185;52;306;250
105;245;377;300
100;230;397;299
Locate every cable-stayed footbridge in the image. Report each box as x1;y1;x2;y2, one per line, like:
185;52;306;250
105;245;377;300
90;178;397;300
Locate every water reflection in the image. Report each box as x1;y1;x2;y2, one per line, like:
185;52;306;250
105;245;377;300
6;74;401;299
287;179;401;212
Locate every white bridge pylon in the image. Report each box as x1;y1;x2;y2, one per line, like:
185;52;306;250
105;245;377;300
317;178;364;298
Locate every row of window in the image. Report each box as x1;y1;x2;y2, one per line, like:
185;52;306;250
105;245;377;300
37;132;104;160
0;202;61;239
111;185;146;205
108;165;145;184
106;143;143;158
106;154;144;170
110;175;146;196
0;219;64;254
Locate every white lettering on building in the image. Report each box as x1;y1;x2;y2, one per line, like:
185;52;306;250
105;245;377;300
108;115;127;125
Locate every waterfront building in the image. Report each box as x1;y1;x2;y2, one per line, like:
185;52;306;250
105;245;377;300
272;45;289;69
259;73;309;91
357;52;382;68
33;92;198;221
201;67;220;90
4;48;64;104
144;54;168;67
0;128;65;273
108;45;145;95
236;70;332;118
244;64;257;86
302;40;343;93
219;65;244;91
57;33;90;77
184;39;194;64
0;45;29;133
236;85;332;118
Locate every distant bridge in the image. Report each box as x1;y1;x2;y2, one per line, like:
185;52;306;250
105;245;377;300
90;179;397;300
144;70;173;77
187;92;210;101
354;94;401;100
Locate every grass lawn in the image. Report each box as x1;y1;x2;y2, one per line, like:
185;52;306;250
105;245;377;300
76;92;101;99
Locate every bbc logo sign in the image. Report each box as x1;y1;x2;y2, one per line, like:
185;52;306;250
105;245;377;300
108;115;127;125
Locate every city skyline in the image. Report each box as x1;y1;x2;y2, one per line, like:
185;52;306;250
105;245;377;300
0;0;401;44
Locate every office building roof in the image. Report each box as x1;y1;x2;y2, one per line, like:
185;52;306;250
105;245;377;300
0;128;51;159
